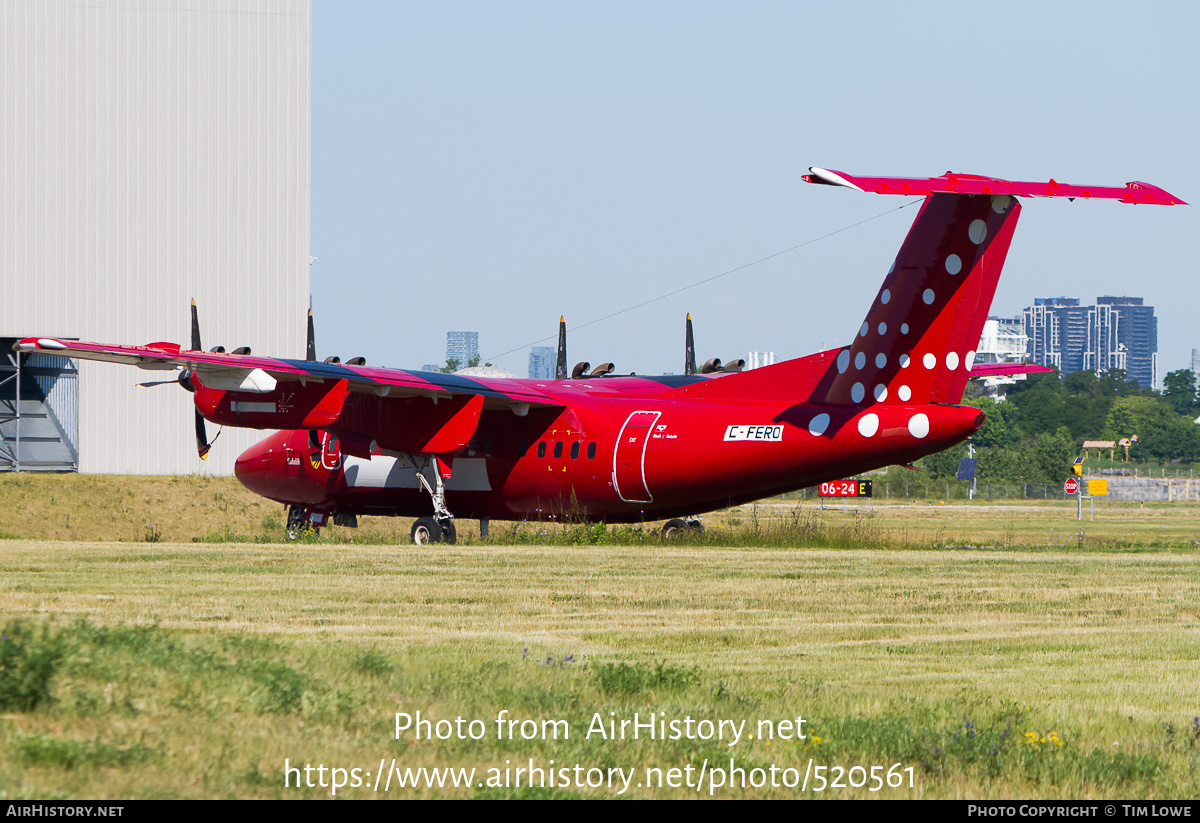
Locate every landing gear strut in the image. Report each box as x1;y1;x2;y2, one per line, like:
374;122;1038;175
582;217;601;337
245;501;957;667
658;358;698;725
402;454;457;545
661;517;704;539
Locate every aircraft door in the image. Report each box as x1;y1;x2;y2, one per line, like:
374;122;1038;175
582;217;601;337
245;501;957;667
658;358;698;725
613;410;660;503
287;431;340;476
321;432;341;470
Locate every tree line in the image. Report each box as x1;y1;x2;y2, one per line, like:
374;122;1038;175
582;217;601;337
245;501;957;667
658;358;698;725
918;368;1200;483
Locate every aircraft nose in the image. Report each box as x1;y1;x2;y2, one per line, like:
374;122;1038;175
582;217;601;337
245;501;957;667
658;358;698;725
234;435;280;498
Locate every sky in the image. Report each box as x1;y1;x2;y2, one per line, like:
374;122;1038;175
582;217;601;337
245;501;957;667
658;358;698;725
311;1;1199;383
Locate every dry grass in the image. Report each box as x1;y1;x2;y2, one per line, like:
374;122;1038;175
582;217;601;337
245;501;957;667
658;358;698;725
1;536;1198;798
3;473;1200;551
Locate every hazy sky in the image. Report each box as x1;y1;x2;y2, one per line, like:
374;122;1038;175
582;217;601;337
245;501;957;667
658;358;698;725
311;1;1198;382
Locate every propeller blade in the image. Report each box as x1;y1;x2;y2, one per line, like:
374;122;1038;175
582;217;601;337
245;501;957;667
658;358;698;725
684;313;696;375
555;316;567;380
306;302;317;361
137;379;178;388
190;298;202;351
195;410;211;460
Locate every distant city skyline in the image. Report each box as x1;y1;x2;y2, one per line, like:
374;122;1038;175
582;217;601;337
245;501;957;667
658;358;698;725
991;295;1159;389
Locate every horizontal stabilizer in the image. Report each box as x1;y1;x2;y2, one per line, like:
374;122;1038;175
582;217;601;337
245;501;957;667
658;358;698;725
803;168;1187;205
969;363;1056;378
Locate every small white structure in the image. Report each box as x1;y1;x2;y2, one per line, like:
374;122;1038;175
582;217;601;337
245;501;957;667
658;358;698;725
454;366;520;379
747;351;776;370
974;317;1028;395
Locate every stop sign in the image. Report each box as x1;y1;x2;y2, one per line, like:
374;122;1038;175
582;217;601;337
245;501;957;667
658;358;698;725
1064;477;1079;495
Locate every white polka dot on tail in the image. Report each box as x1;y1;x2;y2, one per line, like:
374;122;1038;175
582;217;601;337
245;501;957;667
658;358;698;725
908;413;930;439
858;414;879;437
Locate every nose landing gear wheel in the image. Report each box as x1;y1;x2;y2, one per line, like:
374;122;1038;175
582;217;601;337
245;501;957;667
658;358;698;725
411;517;441;545
286;505;305;541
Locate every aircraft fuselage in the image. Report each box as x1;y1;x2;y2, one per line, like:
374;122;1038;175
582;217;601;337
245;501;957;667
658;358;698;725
233;373;983;523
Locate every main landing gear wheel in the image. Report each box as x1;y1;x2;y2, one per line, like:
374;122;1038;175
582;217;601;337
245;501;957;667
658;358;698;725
661;518;705;539
439;519;457;545
411;517;441;545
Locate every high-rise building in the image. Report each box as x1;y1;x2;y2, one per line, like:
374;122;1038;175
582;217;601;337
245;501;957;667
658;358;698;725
446;332;479;369
1023;298;1084;375
1191;349;1200;390
1096;297;1156;390
1021;296;1157;389
528;346;554;379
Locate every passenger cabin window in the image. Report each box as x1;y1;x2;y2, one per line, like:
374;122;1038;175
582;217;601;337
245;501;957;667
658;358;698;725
587;442;597;460
537;441;546;458
570;442;580;459
553;441;564;458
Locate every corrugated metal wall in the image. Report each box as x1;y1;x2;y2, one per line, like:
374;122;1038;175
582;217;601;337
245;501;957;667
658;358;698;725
0;0;311;474
28;352;79;461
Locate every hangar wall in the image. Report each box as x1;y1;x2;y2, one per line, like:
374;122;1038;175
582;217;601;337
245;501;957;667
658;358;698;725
0;0;311;474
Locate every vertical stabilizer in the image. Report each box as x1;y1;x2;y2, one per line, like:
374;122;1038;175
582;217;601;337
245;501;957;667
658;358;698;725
815;192;1020;407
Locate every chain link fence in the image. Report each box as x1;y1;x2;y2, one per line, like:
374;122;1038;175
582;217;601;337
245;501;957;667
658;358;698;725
796;481;1072;501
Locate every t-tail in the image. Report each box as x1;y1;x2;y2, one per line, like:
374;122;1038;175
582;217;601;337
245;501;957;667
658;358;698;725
801;168;1185;408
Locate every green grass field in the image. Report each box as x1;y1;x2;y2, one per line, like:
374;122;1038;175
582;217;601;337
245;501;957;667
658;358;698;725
1;475;1199;798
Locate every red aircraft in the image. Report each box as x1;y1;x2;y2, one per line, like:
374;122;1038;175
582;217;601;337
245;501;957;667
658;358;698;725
16;169;1185;543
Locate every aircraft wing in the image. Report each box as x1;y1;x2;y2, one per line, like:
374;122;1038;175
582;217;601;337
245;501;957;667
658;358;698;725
14;337;561;408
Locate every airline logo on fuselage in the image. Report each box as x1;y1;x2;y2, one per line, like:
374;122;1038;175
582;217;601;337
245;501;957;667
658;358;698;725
723;425;783;442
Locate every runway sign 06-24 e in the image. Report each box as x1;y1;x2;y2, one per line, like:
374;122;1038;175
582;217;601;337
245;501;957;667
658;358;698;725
818;480;873;498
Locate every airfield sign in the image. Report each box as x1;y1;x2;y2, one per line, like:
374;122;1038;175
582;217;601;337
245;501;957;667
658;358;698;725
1064;477;1079;495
